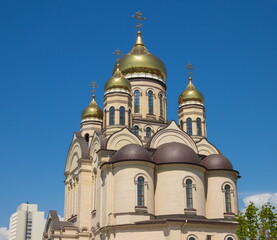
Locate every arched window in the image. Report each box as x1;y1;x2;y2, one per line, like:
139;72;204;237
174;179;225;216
146;127;151;137
186;179;193;209
196;118;202;136
148;90;154;115
188;237;196;240
109;107;115;125
159;93;163;117
85;133;89;145
133;125;139;136
134;90;140;113
137;176;145;206
119;106;125;125
186;118;192;135
225;185;232;212
180;120;183;129
227;237;233;240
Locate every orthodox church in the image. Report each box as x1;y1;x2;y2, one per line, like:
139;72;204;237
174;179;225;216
44;12;239;240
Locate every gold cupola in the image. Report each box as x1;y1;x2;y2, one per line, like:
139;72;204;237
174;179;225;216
81;95;103;120
178;77;204;105
105;63;132;92
113;31;167;81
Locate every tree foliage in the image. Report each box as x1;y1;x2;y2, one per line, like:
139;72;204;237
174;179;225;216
236;202;277;240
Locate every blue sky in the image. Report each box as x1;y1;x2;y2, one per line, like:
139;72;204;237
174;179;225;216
1;0;277;230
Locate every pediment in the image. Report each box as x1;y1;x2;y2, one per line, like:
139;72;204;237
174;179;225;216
149;121;198;152
196;138;220;156
106;128;142;150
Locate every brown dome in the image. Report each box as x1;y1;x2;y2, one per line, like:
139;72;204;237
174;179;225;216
201;154;233;170
110;144;152;163
153;142;200;165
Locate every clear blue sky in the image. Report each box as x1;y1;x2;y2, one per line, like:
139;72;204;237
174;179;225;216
1;0;277;228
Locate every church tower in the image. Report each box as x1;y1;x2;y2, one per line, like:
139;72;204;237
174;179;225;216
178;64;207;141
103;63;132;137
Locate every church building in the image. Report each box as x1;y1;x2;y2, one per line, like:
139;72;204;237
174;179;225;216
44;12;240;240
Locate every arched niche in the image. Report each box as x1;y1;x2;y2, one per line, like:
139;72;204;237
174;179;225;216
196;138;220;156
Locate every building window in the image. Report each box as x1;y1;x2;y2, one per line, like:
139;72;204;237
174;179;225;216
134;90;140;113
225;184;232;213
186;179;193;209
148;90;154;114
226;237;233;240
159;93;163;117
188;237;196;240
196;118;202;136
137;176;145;206
109;107;115;125
119;106;125;125
128;109;131;127
186;118;192;135
180;120;183;129
146;127;151;137
133;125;139;136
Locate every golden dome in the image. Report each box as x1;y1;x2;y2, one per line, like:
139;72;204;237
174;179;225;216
105;63;131;92
178;77;204;104
113;31;167;81
81;96;103;120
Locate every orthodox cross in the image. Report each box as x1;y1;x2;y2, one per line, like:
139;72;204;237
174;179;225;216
132;11;146;31
113;49;123;62
185;63;194;77
89;81;99;95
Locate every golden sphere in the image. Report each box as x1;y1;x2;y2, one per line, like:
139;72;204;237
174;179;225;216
81;97;103;120
114;32;167;81
178;77;204;104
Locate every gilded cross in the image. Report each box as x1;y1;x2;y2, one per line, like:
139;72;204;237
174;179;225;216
185;63;194;76
113;49;123;62
89;81;99;95
132;11;146;31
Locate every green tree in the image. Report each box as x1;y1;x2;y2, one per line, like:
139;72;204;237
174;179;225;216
236;202;277;240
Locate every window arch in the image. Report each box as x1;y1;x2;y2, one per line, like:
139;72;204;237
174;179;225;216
109;107;115;125
133;125;139;136
119;106;125;125
186;118;192;135
146;127;151;137
196;118;202;136
134;90;140;113
148;90;154;115
159;93;163;117
137;176;145;206
225;184;232;213
185;179;193;209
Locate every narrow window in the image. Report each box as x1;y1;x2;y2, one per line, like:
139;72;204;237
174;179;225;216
109;107;115;125
85;134;89;145
225;185;232;212
148;90;154;115
196;118;202;136
159;93;163;117
146;127;151;137
134;90;140;113
180;120;183;129
128;109;131;127
186;179;193;209
186;118;192;135
119;106;125;125
137;176;145;206
133;125;139;136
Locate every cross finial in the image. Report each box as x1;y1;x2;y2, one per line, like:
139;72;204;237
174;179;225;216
132;11;146;31
113;49;124;62
185;63;194;77
89;81;99;96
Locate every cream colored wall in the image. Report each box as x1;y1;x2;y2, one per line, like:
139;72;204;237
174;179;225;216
155;164;206;216
178;103;206;140
130;79;167;122
205;171;239;219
